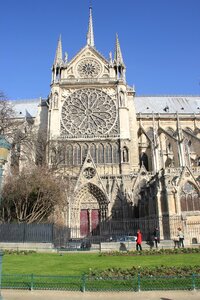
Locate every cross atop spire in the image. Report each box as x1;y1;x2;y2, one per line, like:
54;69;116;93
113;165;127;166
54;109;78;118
54;34;63;65
87;4;95;47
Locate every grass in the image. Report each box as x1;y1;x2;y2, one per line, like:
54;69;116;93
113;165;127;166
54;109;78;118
3;252;200;276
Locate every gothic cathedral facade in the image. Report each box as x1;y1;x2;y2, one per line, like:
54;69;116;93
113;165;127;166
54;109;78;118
12;7;200;242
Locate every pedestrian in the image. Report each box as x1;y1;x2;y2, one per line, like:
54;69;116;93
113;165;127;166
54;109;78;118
153;227;160;248
177;227;184;248
136;229;142;251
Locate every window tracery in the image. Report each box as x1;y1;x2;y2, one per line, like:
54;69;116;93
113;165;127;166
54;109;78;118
105;144;112;163
61;88;118;137
76;58;101;78
180;182;200;212
51;142;120;166
98;144;104;164
90;144;97;163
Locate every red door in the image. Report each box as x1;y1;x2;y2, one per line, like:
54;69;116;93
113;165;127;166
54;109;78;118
91;209;99;235
80;209;100;236
80;210;89;236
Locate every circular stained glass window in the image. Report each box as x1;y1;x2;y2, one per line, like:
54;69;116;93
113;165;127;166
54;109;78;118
77;58;101;78
61;88;117;136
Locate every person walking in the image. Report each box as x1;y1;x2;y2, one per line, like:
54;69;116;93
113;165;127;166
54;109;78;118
177;227;184;248
153;227;160;248
136;229;142;251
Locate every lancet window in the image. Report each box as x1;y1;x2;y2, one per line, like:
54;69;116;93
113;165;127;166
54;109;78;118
90;144;97;163
180;182;200;212
51;142;120;166
98;144;104;164
105;144;112;163
113;143;120;164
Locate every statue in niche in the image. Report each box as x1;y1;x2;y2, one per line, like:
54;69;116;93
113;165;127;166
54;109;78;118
122;147;129;163
119;91;125;107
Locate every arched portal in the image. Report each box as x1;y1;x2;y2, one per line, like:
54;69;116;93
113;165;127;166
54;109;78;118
71;183;108;237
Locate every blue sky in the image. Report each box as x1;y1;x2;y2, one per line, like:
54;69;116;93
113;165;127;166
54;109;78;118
1;0;200;99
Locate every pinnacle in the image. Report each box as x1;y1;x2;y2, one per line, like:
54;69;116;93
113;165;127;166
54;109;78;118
87;6;95;47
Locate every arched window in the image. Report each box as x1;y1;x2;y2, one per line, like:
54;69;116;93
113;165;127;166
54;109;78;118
113;143;119;163
90;144;97;163
105;144;112;163
180;182;200;212
82;144;88;163
73;144;81;165
58;145;65;165
98;144;104;164
122;146;129;163
140;152;149;171
66;144;73;165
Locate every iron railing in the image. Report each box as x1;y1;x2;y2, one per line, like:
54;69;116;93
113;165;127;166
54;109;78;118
0;216;199;248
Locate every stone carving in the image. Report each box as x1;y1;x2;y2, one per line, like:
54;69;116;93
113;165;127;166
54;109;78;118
102;88;116;100
61;89;73;100
76;58;101;78
61;88;117;137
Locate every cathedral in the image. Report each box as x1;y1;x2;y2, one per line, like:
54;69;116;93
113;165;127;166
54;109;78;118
11;6;200;244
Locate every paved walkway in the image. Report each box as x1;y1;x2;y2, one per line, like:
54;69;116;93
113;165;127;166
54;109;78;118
1;290;200;300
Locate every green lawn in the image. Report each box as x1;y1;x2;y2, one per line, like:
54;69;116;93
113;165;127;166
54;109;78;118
3;252;200;276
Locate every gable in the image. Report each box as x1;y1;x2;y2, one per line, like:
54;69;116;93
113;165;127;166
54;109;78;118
62;46;110;80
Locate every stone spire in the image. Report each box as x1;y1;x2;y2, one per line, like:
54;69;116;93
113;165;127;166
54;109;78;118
114;34;126;80
54;35;63;65
87;5;95;47
114;34;124;66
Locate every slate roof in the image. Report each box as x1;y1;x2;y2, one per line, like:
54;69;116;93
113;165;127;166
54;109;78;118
10;96;200;118
11;98;46;118
134;96;200;114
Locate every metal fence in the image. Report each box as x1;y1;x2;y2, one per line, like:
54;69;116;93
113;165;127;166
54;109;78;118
0;223;53;243
0;215;199;249
1;273;200;291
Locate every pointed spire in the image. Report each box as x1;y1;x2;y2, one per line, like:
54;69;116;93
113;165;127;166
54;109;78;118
114;34;124;66
87;5;95;47
54;35;63;65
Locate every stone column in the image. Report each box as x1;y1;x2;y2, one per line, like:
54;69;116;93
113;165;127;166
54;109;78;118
156;190;164;240
174;191;181;215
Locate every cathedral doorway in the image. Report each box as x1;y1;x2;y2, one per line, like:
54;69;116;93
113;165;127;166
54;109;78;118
72;183;108;237
80;209;99;236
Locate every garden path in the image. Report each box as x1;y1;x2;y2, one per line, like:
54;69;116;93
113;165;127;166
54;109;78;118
1;290;200;300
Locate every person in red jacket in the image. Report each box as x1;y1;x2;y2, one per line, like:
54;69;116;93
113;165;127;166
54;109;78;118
136;229;142;251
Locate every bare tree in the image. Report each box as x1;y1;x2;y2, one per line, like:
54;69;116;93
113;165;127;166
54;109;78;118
0;166;67;224
0;91;16;136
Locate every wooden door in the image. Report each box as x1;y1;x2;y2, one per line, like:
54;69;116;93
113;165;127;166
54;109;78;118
80;210;89;236
91;209;99;235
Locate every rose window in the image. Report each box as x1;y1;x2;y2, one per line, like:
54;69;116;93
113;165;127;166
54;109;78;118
83;167;96;179
61;88;117;136
77;58;101;78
